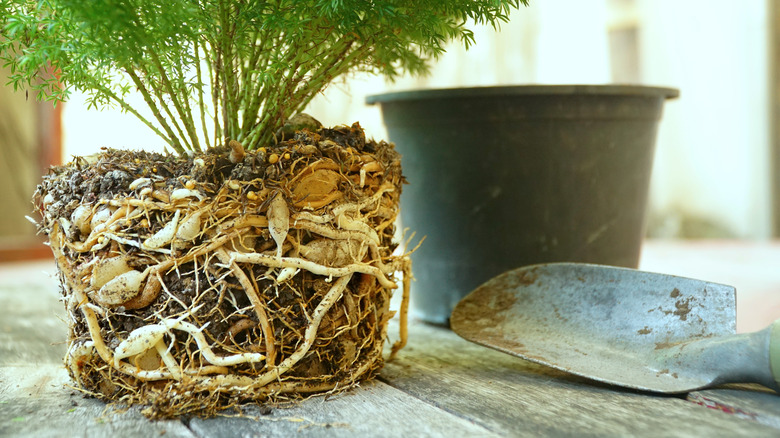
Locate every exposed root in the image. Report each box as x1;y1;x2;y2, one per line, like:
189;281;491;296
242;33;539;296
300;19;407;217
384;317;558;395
36;123;411;418
216;248;277;365
390;258;412;360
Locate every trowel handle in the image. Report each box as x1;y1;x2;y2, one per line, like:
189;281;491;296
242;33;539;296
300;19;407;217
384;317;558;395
770;320;780;387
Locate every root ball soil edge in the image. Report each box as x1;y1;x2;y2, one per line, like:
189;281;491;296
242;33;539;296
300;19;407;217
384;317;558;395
34;122;411;418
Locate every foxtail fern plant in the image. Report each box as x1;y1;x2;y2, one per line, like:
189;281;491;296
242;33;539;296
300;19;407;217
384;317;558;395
1;0;525;154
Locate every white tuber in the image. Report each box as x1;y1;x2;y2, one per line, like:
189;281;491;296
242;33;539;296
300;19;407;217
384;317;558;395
170;188;204;202
58;217;73;238
91;256;133;289
276;267;300;283
90;205;113;231
42;192;55;208
114;323;167;366
143;210;180;249
70;205;93;236
175;211;202;241
112;308;198;375
97;269;147;306
267;194;289;258
129;177;152;191
337;212;380;245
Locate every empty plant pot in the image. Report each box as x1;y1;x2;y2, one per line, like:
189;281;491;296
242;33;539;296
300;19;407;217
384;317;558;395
367;85;678;325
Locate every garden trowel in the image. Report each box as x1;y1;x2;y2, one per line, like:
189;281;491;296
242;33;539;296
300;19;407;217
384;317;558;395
451;263;780;393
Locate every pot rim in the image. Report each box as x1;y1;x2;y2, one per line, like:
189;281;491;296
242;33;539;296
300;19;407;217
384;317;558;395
366;84;680;104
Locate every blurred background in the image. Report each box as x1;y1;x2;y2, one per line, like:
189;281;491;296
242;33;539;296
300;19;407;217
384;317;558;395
1;0;780;330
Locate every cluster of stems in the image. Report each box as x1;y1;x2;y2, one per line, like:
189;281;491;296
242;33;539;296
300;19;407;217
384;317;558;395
0;0;524;155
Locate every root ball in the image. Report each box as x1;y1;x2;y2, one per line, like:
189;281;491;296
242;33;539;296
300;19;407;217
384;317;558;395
36;123;410;419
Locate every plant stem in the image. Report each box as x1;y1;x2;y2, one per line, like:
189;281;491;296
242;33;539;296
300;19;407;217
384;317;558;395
124;70;186;154
147;50;201;151
193;40;212;150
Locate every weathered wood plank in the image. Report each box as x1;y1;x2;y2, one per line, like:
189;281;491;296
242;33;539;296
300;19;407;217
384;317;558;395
380;323;780;437
5;259;779;437
0;283;66;366
0;261;65;366
688;387;780;430
189;380;499;438
0;364;195;438
0;262;195;437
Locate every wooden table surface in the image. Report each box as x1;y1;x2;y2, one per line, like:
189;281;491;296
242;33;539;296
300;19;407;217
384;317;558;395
3;240;780;437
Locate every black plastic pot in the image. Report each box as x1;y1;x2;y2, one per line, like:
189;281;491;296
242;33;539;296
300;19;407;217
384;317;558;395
367;85;679;325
